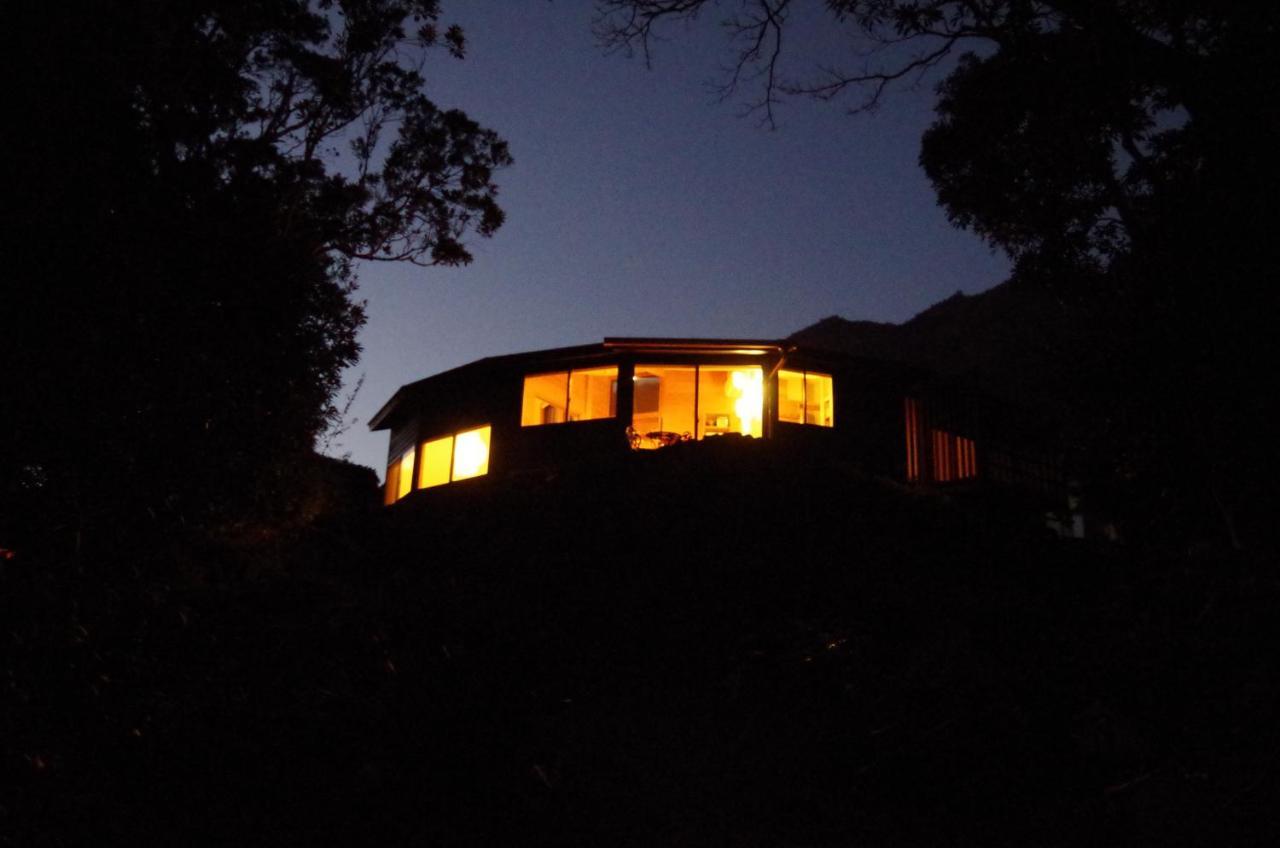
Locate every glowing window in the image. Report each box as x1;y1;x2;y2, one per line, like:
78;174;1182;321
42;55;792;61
804;373;834;426
698;366;762;439
418;435;453;489
631;364;761;448
904;398;923;482
384;460;399;505
778;370;805;424
386;425;494;504
385;446;416;504
778;370;834;427
931;429;978;482
568;367;618;421
522;367;617;426
522;372;568;426
632;366;696;445
452;425;491;481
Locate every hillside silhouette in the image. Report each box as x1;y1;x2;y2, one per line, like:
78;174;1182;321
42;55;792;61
790;281;1115;426
6;438;1277;846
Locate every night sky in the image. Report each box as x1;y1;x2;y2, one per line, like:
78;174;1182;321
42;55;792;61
333;4;1010;475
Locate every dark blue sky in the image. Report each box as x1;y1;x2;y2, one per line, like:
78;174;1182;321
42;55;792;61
332;4;1010;473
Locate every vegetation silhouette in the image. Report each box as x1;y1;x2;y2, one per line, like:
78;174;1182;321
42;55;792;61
4;2;1278;844
6;441;1279;845
597;0;1280;552
1;1;511;545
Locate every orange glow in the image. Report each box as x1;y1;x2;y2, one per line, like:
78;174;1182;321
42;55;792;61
634;364;762;446
904;398;921;482
397;448;415;499
568;367;617;421
384;462;399;505
522;372;568;426
779;370;804;424
780;370;834;427
804;373;834;426
386;424;493;503
451;426;490;480
632;365;696;446
386;446;415;503
419;435;453;489
523;368;618;425
696;366;763;439
730;368;763;436
929;427;978;483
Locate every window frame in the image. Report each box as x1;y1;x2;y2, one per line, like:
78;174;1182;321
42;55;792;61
631;362;764;446
777;369;835;428
521;366;619;427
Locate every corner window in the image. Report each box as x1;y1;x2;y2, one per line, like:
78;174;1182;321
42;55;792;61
778;370;834;427
451;425;491;481
385;446;416;504
386;424;493;503
417;424;492;489
418;434;453;489
521;367;618;426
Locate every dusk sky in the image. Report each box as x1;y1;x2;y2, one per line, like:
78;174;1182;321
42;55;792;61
332;4;1011;474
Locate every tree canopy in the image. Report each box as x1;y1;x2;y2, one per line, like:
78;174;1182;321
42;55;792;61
1;1;510;535
597;1;1278;284
597;0;1280;548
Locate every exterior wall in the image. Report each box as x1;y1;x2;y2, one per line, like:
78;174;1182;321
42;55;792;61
378;344;968;502
376;341;1072;519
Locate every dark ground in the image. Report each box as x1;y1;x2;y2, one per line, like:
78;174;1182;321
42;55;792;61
4;439;1279;846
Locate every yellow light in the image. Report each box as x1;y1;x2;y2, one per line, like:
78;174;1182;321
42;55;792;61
419;435;453;489
396;448;415;500
451;425;490;481
729;369;763;436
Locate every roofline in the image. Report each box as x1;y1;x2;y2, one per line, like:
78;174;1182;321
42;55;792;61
603;337;789;355
368;342;610;431
369;337;866;431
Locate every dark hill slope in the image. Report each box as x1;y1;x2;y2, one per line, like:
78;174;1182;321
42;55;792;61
791;282;1117;425
7;439;1278;846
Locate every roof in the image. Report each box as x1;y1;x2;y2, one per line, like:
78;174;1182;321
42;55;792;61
368;336;917;431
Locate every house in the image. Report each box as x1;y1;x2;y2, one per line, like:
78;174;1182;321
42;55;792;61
369;336;1067;506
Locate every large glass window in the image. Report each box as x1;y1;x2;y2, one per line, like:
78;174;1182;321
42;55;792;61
452;425;491;481
386;424;492;504
632;364;762;448
697;366;763;439
418;434;454;489
632;366;696;444
521;372;569;426
385;446;416;504
521;367;617;426
778;370;834;427
568;367;617;421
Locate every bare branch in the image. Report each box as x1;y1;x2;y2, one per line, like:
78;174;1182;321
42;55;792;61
784;38;958;113
596;1;996;124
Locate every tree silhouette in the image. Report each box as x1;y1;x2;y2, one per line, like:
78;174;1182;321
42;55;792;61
599;2;1275;278
597;1;1279;549
1;1;511;536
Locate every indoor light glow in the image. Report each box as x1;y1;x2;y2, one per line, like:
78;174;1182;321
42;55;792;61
451;426;491;481
396;447;415;500
419;435;453;489
729;369;763;436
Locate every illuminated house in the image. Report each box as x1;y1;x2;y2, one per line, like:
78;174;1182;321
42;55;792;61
370;337;1057;505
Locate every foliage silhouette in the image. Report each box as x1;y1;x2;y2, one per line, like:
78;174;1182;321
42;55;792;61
597;0;1280;550
1;1;510;539
5;442;1279;845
